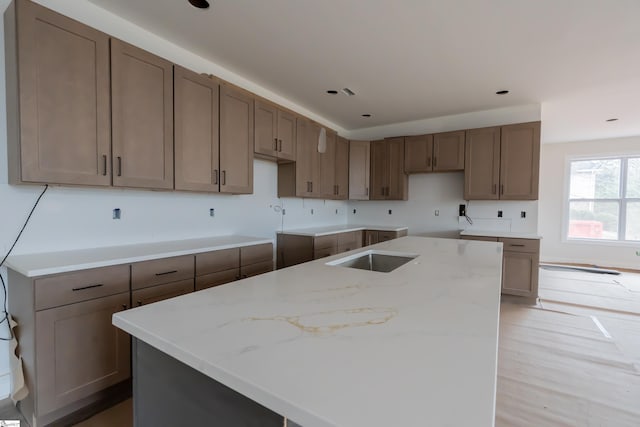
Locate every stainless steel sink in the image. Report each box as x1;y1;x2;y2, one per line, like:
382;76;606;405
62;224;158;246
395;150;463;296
326;250;418;273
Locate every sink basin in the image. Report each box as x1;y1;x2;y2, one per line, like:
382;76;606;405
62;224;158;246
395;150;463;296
326;250;418;273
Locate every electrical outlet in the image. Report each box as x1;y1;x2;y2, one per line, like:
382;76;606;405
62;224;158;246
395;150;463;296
459;204;466;216
435;210;439;216
353;209;357;214
209;208;215;217
112;208;121;220
388;209;392;215
335;209;338;215
311;209;314;215
521;211;526;218
497;210;503;218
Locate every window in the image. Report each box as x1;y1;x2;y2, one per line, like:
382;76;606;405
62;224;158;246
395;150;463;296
567;156;640;242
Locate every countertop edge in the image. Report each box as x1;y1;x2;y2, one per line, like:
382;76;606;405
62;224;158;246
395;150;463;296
459;230;542;240
278;225;409;237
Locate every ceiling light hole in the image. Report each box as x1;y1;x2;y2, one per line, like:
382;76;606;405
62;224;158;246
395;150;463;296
326;90;338;95
188;0;210;9
606;118;618;122
341;88;356;96
362;114;371;118
496;90;509;95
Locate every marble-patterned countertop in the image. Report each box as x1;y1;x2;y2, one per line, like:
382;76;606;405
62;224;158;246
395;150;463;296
113;236;502;427
5;235;272;277
460;229;542;239
278;224;408;237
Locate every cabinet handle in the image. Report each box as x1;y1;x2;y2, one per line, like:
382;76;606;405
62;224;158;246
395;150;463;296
310;182;313;192
274;137;278;151
122;304;128;310
155;270;178;276
433;157;437;168
222;170;227;185
492;184;497;194
306;181;310;192
278;139;283;152
213;169;219;185
365;187;369;196
117;156;122;177
137;301;142;306
500;184;504;195
102;155;107;176
72;283;104;292
427;157;431;167
509;244;526;247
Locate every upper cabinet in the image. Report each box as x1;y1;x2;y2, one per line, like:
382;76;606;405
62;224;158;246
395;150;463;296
254;100;296;162
219;83;254;194
174;66;219;192
371;137;408;200
464;122;540;200
349;140;370;200
335;136;349;200
5;0;112;186
111;39;174;190
294;118;321;197
404;131;464;173
319;130;337;198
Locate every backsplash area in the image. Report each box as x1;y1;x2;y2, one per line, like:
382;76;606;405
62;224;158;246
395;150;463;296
348;172;538;238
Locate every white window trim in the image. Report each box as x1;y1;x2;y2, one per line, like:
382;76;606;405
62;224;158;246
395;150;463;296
562;154;640;245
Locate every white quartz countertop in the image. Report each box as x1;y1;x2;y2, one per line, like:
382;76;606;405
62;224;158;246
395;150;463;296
278;224;408;236
460;229;542;239
113;236;502;427
5;235;272;277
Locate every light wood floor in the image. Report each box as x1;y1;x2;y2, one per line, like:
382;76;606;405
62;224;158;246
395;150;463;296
3;268;639;426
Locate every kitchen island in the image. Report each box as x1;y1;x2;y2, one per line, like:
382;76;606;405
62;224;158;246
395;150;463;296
113;236;503;426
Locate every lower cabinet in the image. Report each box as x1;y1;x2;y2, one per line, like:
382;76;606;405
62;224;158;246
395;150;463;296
461;235;540;298
195;243;273;291
277;229;406;269
132;279;195;307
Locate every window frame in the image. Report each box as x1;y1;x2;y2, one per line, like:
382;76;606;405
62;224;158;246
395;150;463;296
564;155;640;244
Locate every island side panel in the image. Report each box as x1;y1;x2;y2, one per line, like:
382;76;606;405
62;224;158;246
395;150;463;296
133;339;284;427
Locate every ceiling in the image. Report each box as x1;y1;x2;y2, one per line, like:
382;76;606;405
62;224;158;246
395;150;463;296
86;0;640;143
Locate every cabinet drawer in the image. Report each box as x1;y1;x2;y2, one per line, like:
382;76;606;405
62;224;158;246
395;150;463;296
378;231;399;242
196;248;239;276
314;234;337;250
240;243;273;266
132;279;194;308
35;265;130;311
195;268;239;291
461;236;499;242
500;238;540;253
240;260;273;279
131;255;194;290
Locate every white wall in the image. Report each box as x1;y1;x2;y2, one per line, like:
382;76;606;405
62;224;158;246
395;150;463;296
539;136;640;269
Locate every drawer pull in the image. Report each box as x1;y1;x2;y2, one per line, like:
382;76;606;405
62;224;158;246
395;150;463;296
137;301;142;306
122;304;127;310
509;244;526;247
72;283;104;292
155;270;178;276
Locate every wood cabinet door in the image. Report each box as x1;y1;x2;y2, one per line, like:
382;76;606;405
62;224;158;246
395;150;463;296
276;110;297;161
500;122;541;200
502;251;539;297
254;100;278;158
174;66;219;192
335;136;349;199
132;279;194;308
35;292;130;415
364;231;379;246
349;140;370;200
11;0;111;186
387;137;407;200
433;130;465;172
294;118;317;197
370;140;388;200
196;268;239;291
404;135;433;173
111;39;173;189
464;126;500;200
319;130;337;198
220;84;254;194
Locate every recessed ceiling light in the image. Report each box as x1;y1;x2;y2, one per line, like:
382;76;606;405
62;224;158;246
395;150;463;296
606;118;618;122
188;0;210;9
362;114;371;117
326;90;338;95
496;90;509;95
341;88;356;96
